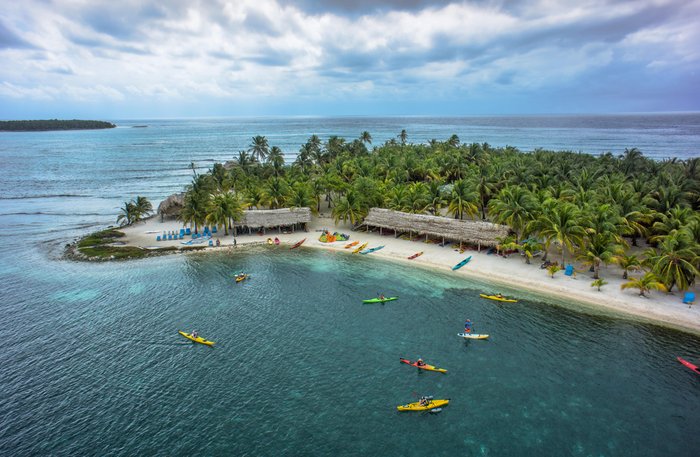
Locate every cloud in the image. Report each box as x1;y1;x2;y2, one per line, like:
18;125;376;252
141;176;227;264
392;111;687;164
0;0;697;117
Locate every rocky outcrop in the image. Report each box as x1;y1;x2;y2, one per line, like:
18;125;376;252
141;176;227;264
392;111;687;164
157;193;185;219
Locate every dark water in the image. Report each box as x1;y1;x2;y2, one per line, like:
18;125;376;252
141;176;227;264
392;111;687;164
1;115;699;456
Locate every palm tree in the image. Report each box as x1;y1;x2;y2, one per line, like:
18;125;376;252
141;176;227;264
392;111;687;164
612;253;642;279
645;230;700;292
447;134;460;148
398;129;408;145
116;201;137;226
248;135;269;163
206;192;243;236
621;272;667;297
404;182;429;214
288;182;317;214
520;239;543;264
447;180;478;220
591;278;608;291
547;264;561;278
488;185;536;241
268;146;285;175
529;201;585;264
332;190;366;226
133;196;153;221
261;177;290;209
579;233;619;280
360;131;372;145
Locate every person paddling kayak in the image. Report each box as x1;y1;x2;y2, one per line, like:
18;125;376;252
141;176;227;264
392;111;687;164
416;358;425;367
464;319;472;333
191;330;199;339
419;396;430;406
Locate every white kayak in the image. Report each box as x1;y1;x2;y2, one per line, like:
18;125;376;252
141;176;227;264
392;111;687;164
458;333;489;340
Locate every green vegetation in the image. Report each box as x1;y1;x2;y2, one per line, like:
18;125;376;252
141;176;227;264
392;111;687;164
0;119;116;131
117;196;153;226
167;135;698;292
72;227;205;260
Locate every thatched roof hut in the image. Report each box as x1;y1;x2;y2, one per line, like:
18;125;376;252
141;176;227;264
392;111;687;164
239;208;311;230
157;193;185;219
361;208;509;248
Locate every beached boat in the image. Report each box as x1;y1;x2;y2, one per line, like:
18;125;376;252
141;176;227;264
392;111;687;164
408;251;423;260
397;398;449;411
400;358;447;373
678;357;700;375
178;331;215;346
451;256;472;270
345;241;359;249
267;238;273;245
458;333;489;340
352;242;368;254
360;245;384;255
479;293;517;303
274;237;280;245
362;296;398;304
290;238;306;249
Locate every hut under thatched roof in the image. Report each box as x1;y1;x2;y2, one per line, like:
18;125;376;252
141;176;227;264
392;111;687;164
239;207;312;233
157;193;185;220
360;208;509;248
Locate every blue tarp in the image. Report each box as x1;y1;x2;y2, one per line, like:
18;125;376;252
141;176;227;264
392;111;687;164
564;265;574;276
683;292;695;304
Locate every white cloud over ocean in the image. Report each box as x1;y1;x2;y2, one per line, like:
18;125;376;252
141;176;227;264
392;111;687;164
0;0;698;117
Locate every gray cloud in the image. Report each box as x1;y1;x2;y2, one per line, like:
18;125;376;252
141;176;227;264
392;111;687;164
0;20;34;49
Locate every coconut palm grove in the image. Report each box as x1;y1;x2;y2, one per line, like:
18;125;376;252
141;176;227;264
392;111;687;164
122;132;699;295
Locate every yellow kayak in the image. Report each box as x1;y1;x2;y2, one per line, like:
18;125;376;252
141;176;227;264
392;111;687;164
458;333;489;340
479;293;517;303
352;242;368;254
345;241;359;249
235;274;249;283
397;399;449;411
178;331;215;346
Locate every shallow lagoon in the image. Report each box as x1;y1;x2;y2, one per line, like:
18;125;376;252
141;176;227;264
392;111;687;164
2;247;699;456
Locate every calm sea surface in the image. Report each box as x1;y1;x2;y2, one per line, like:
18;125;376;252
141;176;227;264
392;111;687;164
1;115;699;456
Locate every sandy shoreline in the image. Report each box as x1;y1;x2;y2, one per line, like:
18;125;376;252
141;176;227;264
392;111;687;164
119;214;700;335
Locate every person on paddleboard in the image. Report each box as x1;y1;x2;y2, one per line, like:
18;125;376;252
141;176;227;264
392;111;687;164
464;319;472;333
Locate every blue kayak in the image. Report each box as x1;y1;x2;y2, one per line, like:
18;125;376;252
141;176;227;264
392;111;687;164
360;245;385;255
452;255;472;270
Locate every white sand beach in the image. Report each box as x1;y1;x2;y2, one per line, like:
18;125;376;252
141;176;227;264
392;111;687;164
120;214;700;334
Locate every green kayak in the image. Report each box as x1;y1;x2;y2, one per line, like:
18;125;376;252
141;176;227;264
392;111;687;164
362;296;398;304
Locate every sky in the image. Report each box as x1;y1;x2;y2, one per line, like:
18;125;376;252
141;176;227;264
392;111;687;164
0;0;699;118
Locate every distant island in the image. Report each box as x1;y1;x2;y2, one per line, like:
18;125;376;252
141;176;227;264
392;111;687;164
0;119;116;132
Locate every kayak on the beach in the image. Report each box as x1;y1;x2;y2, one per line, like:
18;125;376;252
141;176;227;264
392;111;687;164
360;245;384;255
267;238;273;245
400;358;447;373
397;397;449;412
362;296;398;303
235;273;249;283
352;242;368;254
290;238;306;249
178;331;215;346
345;241;359;249
458;333;489;340
479;293;517;303
677;356;700;375
451;256;472;270
408;251;423;260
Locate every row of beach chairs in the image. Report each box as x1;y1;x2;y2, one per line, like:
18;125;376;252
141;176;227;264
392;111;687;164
156;226;218;241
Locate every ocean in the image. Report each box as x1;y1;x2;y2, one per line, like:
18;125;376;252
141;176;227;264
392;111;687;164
0;114;699;456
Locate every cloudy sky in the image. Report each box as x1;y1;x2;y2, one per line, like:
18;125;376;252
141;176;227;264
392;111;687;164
1;0;698;118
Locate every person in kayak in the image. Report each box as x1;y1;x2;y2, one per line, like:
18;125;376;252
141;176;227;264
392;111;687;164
191;330;199;338
419;396;430;406
464;319;472;333
416;358;425;367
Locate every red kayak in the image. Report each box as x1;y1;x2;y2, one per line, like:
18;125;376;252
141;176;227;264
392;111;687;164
399;358;447;373
677;357;700;375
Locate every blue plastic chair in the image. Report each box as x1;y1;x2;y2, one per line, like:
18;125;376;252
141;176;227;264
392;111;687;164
157;235;161;241
185;227;191;235
683;292;695;304
212;226;218;233
208;240;213;247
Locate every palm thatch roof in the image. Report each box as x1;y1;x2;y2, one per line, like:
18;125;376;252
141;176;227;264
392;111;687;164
361;208;509;247
157;193;185;218
240;208;311;229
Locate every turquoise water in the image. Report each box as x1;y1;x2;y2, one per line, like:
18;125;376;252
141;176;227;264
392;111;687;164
2;248;700;456
1;115;700;456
